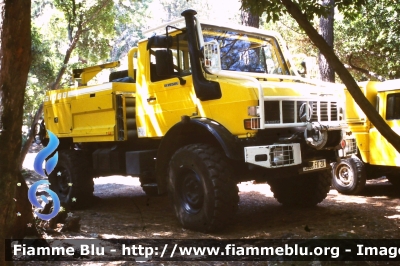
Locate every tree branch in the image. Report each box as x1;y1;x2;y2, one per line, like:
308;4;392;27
278;21;305;35
347;53;385;82
80;0;113;30
361;47;391;61
279;0;400;153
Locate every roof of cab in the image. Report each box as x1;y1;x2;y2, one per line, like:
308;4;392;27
139;19;286;45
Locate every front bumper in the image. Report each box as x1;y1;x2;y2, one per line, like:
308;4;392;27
244;143;331;173
244;143;302;168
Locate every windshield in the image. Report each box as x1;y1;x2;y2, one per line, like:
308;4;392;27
202;25;292;75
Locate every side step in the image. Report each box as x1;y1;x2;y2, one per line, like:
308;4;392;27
142;183;158;189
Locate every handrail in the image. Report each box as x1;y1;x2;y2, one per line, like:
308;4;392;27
127;47;138;79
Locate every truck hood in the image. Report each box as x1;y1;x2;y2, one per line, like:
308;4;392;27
260;79;342;98
211;70;344;99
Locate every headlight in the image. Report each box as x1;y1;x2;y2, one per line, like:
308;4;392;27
271;146;294;166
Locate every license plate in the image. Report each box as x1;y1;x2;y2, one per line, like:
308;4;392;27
303;159;326;172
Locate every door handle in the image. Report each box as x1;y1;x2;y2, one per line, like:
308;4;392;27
147;96;156;103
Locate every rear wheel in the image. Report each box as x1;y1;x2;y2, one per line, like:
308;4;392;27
168;143;239;232
48;150;95;209
332;157;366;195
268;170;331;207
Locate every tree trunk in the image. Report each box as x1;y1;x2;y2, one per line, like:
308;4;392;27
280;0;400;154
241;8;260;28
318;0;335;82
0;0;35;262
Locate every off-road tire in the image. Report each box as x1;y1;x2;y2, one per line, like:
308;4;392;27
168;143;239;232
48;150;94;210
268;169;331;207
332;157;366;195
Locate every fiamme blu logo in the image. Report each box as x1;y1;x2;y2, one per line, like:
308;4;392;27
28;130;61;220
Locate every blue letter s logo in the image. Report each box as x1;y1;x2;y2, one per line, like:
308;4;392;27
29;130;61;220
34;130;59;176
28;180;61;220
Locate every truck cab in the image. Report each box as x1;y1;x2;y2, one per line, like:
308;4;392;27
41;10;356;232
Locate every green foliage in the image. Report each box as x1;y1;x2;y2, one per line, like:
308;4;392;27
24;25;57;126
30;27;56;88
75;1;115;64
261;12;317;58
159;0;193;20
110;0;153;61
110;0;214;61
335;0;400;80
24;0;116;127
157;0;213;22
241;0;366;22
242;0;400;81
52;0;115;67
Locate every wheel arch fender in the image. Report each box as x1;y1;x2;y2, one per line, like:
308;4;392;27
155;117;242;194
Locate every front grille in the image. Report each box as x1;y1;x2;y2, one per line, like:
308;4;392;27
319;101;338;121
282;101;295;123
264;101;279;124
264;100;339;124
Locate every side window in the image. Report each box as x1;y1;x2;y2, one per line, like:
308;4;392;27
149;34;191;82
386;93;400;120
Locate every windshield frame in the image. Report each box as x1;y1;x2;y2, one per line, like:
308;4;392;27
200;23;298;77
140;21;301;78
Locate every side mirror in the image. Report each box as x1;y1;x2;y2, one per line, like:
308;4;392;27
154;49;186;85
203;40;221;72
147;35;173;50
299;61;307;77
155;50;174;76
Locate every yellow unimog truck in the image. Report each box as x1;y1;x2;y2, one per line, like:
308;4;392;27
38;10;356;232
332;79;400;194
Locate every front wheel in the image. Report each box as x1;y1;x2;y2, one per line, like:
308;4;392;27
332;157;366;195
268;169;331;207
168;143;239;232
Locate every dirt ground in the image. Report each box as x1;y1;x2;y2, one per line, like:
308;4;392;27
19;144;400;265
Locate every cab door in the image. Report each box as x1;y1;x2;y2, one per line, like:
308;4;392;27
379;92;400;166
145;37;195;136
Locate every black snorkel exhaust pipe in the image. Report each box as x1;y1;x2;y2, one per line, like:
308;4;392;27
181;9;221;101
